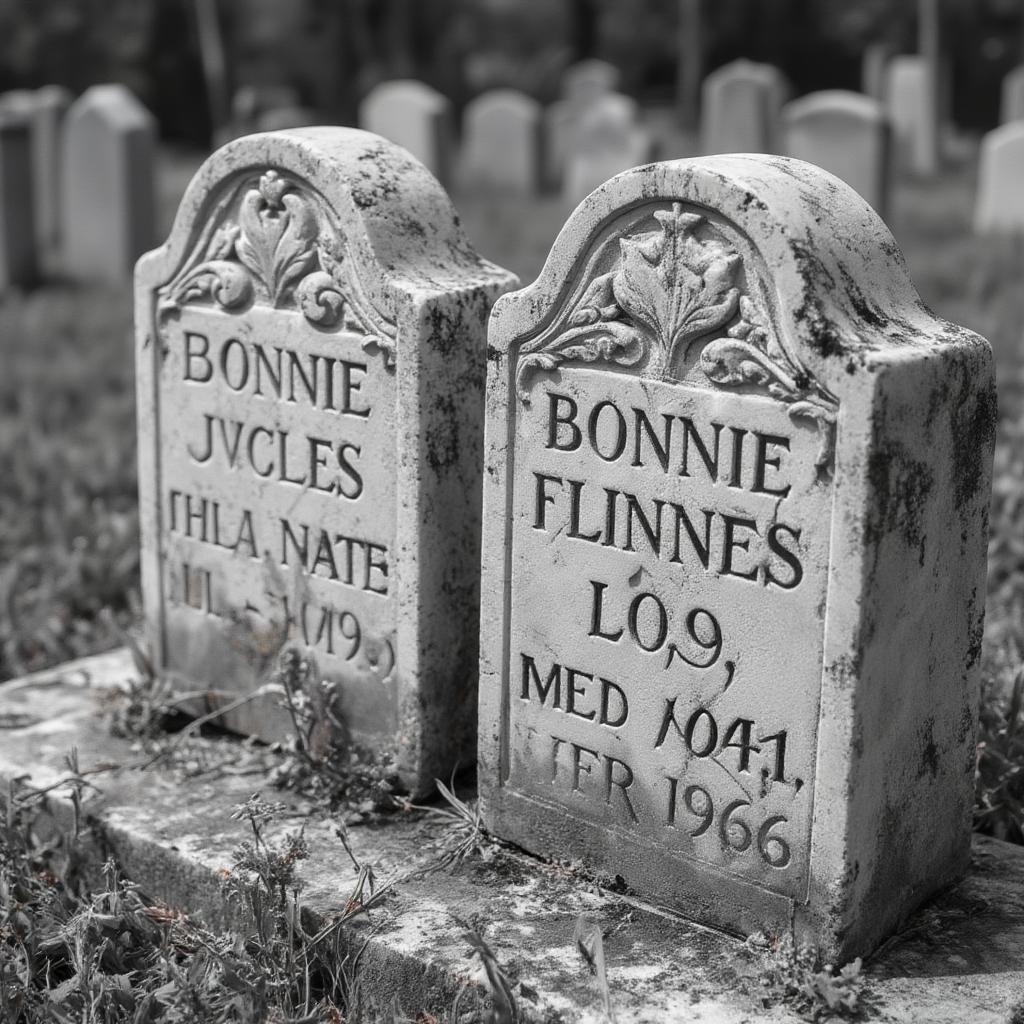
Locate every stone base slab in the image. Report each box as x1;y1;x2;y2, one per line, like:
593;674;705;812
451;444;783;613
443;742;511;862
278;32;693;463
1;648;1022;1023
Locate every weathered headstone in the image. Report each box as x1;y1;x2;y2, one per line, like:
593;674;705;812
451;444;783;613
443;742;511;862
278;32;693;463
460;88;542;195
359;80;453;186
32;85;72;262
62;84;157;283
561;59;621;103
974;122;1024;234
884;55;938;175
562;95;652;207
0;106;37;287
135;127;516;796
700;59;788;155
479;155;995;959
1000;64;1024;124
782;90;890;215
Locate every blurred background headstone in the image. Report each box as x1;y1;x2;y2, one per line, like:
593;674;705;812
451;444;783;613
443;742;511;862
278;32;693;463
782;90;891;216
700;58;789;154
974;122;1024;234
61;84;156;284
460;88;542;195
359;78;454;185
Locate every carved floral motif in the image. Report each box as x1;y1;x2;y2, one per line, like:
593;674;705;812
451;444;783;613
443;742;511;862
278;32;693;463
516;203;838;470
157;171;398;366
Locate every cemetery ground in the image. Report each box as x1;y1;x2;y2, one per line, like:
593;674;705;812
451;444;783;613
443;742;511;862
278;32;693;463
2;143;1024;1021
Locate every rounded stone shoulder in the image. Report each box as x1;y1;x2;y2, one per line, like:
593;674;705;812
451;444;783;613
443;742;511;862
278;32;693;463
137;126;501;301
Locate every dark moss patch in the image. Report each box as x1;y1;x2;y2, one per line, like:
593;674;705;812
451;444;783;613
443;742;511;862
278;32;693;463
838;265;887;330
949;375;998;515
917;716;940;780
865;439;934;559
423;392;460;473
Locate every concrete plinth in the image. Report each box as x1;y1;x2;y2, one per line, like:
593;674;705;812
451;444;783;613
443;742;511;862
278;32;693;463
1;649;1022;1023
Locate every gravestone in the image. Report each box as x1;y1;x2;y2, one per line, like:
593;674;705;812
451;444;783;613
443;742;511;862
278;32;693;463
32;85;71;262
255;106;320;132
782;90;890;215
701;59;788;155
215;85;306;146
884;56;938;175
561;59;620;103
562;95;652;207
135;127;516;797
1000;64;1024;124
479;155;995;960
460;88;542;195
62;84;157;283
545;91;639;192
0;106;37;287
359;80;453;186
974;122;1024;234
861;42;891;102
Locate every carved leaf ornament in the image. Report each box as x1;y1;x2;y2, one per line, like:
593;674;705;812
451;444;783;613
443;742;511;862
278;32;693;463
157;170;398;365
516;203;838;470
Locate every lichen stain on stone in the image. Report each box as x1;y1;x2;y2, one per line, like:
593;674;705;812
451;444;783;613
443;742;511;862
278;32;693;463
860;802;918;938
830;652;863;692
787;237;845;358
425;304;462;359
837;264;887;331
917;716;940;780
948;371;997;515
964;592;985;673
351;146;403;210
865;439;934;562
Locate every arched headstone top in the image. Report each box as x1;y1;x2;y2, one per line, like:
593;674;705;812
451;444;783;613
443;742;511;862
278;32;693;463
783;89;886;126
70;84;155;131
140;127;502;364
492;155;981;430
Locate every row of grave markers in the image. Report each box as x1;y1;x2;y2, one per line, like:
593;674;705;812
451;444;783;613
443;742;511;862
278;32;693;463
10;51;1024;291
0;84;156;288
135;125;994;963
362;59;909;214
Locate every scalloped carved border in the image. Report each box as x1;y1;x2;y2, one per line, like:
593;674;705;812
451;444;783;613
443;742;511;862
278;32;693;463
156;169;398;367
515;202;839;472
